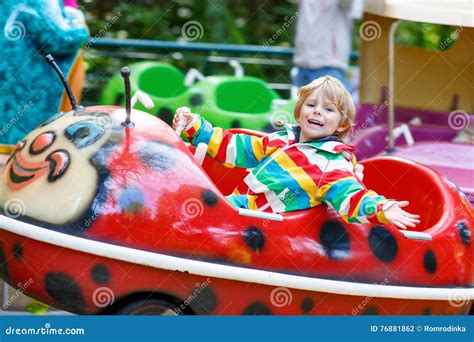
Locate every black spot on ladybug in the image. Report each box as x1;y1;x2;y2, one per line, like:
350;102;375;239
44;272;85;310
91;264;110;285
301;298;314;314
319;220;350;260
194;286;218;314
362;306;379;315
422;306;432;315
157;107;173;126
138;141;176;172
230;120;241;128
201;190;218;207
0;246;9;280
457;222;471;246
115;93;124;106
12;244;23;260
243;301;272;315
190;94;203;106
118;186;144;214
242;227;265;252
368;226;398;263
423;249;437;274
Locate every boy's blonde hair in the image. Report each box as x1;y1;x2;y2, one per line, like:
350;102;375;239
294;76;355;138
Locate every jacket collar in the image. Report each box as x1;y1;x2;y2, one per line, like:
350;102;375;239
284;123;355;154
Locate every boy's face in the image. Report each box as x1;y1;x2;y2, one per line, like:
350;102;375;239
297;91;346;142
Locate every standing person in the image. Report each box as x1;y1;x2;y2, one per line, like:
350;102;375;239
293;0;354;88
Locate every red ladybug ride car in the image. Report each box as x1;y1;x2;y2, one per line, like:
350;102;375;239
0;60;472;315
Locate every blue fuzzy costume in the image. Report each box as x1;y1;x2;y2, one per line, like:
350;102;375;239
0;0;88;145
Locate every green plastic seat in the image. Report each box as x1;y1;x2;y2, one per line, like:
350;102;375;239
100;62;191;125
101;62;296;131
190;75;295;132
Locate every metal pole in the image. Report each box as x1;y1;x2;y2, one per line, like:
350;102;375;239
88;38;362;61
2;282;8;310
387;20;401;152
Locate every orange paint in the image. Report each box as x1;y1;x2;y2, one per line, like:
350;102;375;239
31;132;55;153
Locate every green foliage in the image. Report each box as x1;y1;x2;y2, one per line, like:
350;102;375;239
396;22;457;50
80;0;297;45
77;0;458;104
25;299;49;315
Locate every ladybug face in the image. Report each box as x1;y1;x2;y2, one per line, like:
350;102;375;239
0;110;114;225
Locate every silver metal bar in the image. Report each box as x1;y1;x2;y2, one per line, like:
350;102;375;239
238;208;283;221
2;282;8;308
400;230;432;241
387;20;401;151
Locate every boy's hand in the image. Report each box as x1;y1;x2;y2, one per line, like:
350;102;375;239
173;106;195;131
384;201;420;230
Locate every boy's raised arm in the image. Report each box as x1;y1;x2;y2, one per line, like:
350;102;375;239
177;110;277;169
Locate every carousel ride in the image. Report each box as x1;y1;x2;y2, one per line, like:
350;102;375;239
0;55;471;315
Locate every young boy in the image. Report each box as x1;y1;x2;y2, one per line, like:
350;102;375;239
173;76;419;229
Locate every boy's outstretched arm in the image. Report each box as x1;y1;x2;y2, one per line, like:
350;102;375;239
316;159;420;228
173;107;278;169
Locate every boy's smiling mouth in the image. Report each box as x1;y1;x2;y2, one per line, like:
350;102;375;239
308;119;324;127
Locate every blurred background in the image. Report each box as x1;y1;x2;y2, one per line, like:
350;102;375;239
78;0;457;104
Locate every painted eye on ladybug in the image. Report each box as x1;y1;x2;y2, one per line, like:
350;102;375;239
29;131;56;155
65;120;105;148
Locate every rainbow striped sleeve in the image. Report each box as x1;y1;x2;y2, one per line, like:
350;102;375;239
316;157;390;224
182;115;275;168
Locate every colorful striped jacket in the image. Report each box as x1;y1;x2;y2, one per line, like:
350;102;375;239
183;116;392;224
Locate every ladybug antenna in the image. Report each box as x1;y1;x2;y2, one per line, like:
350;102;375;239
120;67;134;128
45;54;79;110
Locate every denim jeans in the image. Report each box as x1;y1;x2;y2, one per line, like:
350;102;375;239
294;66;350;90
